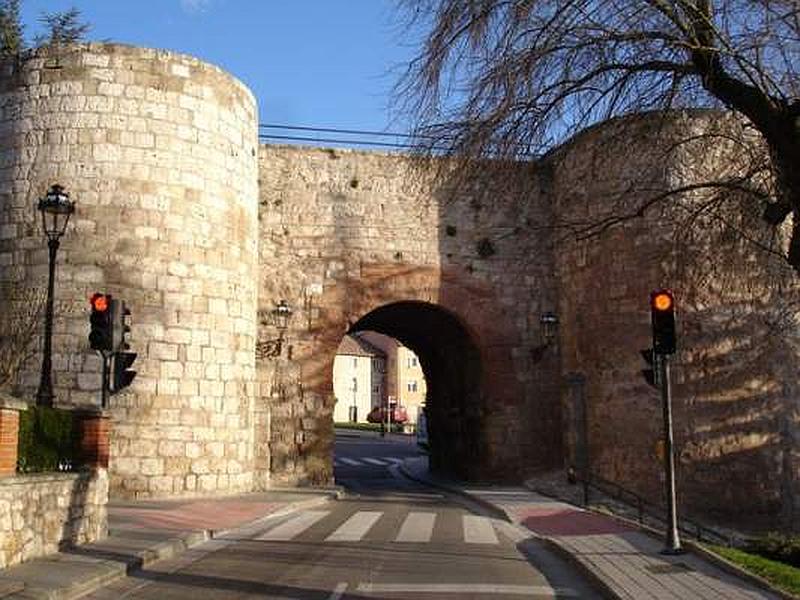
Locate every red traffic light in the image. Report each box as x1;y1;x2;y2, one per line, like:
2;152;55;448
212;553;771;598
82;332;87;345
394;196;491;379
650;289;676;355
90;293;109;312
651;290;674;312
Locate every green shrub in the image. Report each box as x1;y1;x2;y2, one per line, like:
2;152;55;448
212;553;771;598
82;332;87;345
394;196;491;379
17;406;79;473
747;533;800;568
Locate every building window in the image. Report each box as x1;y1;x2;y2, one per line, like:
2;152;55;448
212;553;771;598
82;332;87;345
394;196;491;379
353;357;358;368
407;380;417;392
407;356;417;368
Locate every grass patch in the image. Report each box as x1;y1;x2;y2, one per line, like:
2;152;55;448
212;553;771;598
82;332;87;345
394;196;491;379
706;544;800;597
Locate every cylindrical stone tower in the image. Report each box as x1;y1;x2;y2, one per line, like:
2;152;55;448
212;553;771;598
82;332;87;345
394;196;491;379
0;43;259;498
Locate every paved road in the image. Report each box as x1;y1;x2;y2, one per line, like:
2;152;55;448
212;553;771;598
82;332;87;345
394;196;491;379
86;431;602;599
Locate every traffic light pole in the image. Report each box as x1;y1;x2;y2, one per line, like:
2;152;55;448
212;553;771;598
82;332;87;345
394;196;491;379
659;354;683;554
100;353;111;409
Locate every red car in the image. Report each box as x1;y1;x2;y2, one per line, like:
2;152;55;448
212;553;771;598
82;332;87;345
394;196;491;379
367;404;408;424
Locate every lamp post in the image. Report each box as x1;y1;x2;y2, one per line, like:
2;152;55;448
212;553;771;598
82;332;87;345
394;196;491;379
36;184;75;407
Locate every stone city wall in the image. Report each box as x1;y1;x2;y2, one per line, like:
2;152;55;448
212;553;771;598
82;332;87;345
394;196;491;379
0;469;108;568
257;145;562;485
0;43;260;499
0;42;794;528
550;111;800;527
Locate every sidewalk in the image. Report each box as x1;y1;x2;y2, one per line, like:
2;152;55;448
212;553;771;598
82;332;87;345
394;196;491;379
0;487;340;600
401;456;788;600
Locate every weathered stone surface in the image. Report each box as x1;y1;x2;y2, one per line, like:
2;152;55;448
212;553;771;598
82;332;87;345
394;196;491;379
257;146;558;485
0;43;258;499
0;470;108;568
0;44;794;529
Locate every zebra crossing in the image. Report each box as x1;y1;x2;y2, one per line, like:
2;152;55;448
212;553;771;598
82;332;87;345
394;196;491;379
333;456;405;467
255;509;503;545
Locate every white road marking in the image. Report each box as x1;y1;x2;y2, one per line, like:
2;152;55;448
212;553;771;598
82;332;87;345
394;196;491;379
380;457;404;464
339;458;361;466
463;515;499;544
256;511;329;541
362;458;388;466
356;583;576;596
395;512;436;543
326;511;383;542
327;582;348;599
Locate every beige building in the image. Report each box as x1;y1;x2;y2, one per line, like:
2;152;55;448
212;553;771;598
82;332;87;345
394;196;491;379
357;332;427;424
332;335;386;423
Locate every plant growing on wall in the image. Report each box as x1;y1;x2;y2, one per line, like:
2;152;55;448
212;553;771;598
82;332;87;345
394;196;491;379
0;1;90;57
395;0;800;272
0;0;22;56
34;6;90;47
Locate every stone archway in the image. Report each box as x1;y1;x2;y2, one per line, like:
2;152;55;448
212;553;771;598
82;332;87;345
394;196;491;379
349;301;484;480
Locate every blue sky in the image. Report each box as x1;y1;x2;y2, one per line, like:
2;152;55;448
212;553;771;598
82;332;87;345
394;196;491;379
20;1;418;134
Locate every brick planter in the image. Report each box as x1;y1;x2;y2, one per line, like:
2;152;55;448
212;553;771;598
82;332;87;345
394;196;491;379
0;395;26;477
76;410;110;470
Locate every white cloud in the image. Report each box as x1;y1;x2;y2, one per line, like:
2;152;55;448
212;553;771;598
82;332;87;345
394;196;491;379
180;0;213;14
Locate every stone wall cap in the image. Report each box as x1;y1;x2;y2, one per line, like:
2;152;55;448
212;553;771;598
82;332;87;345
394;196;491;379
73;406;111;418
0;392;28;412
0;471;86;486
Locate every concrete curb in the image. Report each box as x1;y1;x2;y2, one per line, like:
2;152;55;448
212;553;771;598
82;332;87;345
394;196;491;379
265;486;346;500
396;461;619;600
684;541;799;600
523;480;797;600
6;493;338;600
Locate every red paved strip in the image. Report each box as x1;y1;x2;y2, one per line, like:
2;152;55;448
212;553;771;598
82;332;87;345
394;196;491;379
514;507;633;536
113;501;281;531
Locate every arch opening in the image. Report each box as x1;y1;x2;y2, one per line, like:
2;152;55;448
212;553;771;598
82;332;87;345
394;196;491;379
347;301;485;480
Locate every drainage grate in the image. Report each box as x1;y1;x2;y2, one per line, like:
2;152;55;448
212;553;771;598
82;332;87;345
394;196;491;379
646;563;695;574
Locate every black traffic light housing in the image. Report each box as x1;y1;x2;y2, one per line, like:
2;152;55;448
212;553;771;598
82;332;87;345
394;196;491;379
650;289;676;355
110;299;136;394
640;348;659;388
111;299;131;352
112;350;137;394
89;293;113;351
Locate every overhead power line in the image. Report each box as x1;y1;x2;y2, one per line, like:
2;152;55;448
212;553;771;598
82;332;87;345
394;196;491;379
258;123;537;157
260;123;433;140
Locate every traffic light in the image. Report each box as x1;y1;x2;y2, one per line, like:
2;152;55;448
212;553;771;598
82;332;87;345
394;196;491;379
110;299;136;393
111;299;131;353
650;289;676;355
111;350;137;394
640;348;659;388
89;293;113;351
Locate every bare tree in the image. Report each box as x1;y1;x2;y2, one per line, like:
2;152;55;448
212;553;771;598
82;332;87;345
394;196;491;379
0;283;45;393
395;1;800;270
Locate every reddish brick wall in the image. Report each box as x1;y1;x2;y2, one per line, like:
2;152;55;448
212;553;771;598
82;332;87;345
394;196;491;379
0;409;19;476
78;413;110;470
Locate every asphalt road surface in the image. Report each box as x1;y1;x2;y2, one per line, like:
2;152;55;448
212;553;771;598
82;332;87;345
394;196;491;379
86;430;602;599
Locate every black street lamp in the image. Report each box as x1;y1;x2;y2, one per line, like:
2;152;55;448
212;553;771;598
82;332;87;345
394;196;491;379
531;311;559;362
256;300;293;359
36;184;75;407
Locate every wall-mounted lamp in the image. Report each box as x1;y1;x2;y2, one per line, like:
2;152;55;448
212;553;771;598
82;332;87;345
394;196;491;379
256;300;293;359
531;311;559;362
